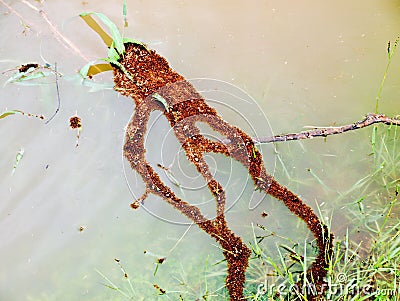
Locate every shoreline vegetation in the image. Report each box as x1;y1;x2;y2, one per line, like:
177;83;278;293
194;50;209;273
0;2;398;300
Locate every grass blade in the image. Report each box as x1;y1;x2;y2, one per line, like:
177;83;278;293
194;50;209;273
6;70;47;85
0;110;23;119
12;148;24;174
107;45;120;61
80;14;113;47
79;60;112;78
80;12;124;55
123;0;128;27
88;63;113;77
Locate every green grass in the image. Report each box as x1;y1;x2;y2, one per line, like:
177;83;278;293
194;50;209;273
93;120;399;301
13;6;398;300
241;122;400;301
89;27;399;297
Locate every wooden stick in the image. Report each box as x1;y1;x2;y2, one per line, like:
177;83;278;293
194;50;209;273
254;113;399;144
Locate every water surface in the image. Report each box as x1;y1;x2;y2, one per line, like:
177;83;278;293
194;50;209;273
0;1;399;300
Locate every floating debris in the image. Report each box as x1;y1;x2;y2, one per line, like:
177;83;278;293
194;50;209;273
12;148;24;174
3;62;60;124
69;115;81;129
18;63;39;73
153;284;166;295
3;62;61;85
153;257;166;276
69;115;82;147
0;109;44;120
156;257;166;264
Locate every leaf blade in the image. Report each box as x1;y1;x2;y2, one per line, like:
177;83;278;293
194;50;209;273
12;148;24;175
0;110;23;119
80;14;113;47
152;93;169;112
80;12;124;55
88;63;113;77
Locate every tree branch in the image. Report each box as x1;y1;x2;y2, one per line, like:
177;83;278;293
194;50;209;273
254;113;399;144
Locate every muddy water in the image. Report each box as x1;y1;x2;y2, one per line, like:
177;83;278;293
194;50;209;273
0;1;399;300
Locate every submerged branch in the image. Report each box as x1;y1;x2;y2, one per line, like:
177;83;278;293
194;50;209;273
254;113;400;144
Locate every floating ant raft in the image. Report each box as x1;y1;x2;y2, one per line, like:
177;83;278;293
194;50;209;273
112;43;333;300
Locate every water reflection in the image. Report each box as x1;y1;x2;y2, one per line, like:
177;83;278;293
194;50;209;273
0;1;399;300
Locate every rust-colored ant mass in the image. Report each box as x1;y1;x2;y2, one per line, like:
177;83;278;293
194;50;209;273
113;43;333;300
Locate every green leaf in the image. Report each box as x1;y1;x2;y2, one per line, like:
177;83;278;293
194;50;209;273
108;44;121;61
88;63;113;77
79;60;98;78
82;81;114;92
18;71;47;82
122;37;147;48
5;70;47;85
0;110;23;119
123;0;127;17
152;93;169;112
80;12;124;55
123;0;128;27
104;58;134;82
78;61;113;79
80;14;113;47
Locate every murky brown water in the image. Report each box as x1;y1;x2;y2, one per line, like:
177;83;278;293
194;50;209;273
0;1;399;300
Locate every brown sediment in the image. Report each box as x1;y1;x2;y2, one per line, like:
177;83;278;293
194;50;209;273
113;43;333;300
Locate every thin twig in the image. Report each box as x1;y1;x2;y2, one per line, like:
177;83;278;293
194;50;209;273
253;113;400;144
20;0;90;62
45;62;60;124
